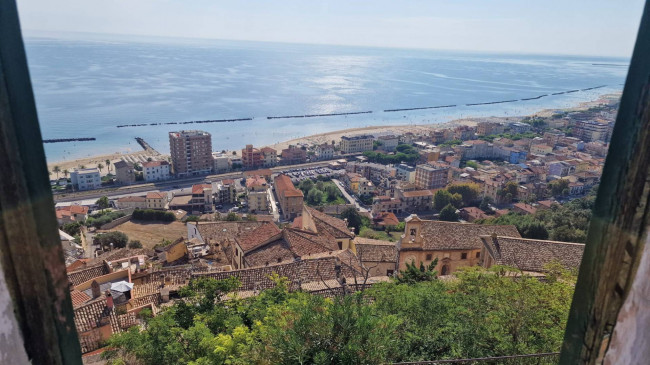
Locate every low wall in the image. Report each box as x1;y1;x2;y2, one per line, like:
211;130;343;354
99;214;132;230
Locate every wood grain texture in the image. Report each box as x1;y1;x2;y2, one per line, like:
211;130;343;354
559;1;650;363
0;0;82;363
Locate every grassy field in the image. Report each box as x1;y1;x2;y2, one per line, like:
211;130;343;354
105;220;187;249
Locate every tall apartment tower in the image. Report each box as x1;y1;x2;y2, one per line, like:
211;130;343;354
169;130;213;177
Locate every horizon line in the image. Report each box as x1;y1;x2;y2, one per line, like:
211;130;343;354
21;29;632;60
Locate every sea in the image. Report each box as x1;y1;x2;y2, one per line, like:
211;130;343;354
23;33;630;164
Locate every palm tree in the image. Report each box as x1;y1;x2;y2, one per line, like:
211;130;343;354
105;159;111;173
79;164;86;169
97;163;104;173
53;165;61;179
63;169;69;179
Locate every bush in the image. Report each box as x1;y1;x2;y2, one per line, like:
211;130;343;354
132;209;176;222
93;231;129;249
86;211;126;229
128;240;143;249
61;222;82;236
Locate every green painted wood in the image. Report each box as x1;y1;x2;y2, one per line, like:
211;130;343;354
0;1;83;364
559;1;650;363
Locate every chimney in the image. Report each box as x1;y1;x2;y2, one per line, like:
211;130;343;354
90;280;101;298
105;291;113;309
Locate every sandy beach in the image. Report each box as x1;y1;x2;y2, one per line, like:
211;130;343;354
47;92;620;178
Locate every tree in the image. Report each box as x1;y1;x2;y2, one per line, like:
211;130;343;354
479;196;493;213
97;163;104;173
324;184;340;201
519;221;549;240
63;169;69;179
128;240;143;249
93;231;129;250
433;189;453;211
396;259;438;284
465;160;479;169
447;183;481;206
341;207;363;234
53;165;61;179
96;196;110;211
61;222;82;236
306;188;324;206
298;179;314;195
105;159;112;173
225;212;240;221
439;204;458;222
548;179;569;197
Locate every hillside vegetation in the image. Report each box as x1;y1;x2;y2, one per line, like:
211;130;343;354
103;266;575;364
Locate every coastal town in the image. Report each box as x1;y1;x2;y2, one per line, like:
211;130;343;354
55;95;617;358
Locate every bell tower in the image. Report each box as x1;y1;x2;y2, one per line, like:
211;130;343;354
401;214;424;248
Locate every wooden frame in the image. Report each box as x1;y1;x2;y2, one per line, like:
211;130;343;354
560;1;650;363
0;0;83;363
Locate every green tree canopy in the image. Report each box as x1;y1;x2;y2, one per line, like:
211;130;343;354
341;207;363;234
439;203;459;222
93;231;129;250
96;196;110;210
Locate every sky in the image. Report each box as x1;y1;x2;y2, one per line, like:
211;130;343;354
16;0;646;57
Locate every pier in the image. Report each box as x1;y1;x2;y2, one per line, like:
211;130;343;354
135;137;160;155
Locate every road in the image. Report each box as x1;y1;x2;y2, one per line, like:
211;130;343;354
54;160;334;204
332;179;369;213
267;188;280;222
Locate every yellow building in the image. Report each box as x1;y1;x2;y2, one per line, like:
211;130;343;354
159;238;188;263
300;206;355;252
398;214;520;275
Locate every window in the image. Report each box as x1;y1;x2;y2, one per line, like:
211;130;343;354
476;252;480;258
387;270;394;276
426;254;432;261
409;228;416;236
461;253;468;260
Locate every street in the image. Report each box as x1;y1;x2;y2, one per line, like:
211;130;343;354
331;179;369;213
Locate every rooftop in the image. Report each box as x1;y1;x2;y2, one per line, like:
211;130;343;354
480;235;585;272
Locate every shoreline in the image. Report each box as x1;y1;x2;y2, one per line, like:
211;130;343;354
47;92;620;177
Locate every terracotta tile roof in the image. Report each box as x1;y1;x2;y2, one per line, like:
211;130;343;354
401;190;434;198
193;250;361;292
354;238;397;263
68;264;109;287
70;289;92;308
193;221;265;245
56;205;89;216
291;216;303;229
237;223;282;252
222;179;235;185
191;184;211;194
245;176;267;189
242;227;340;268
414;220;521;251
146;192;166;199
513;203;538;215
480;235;585;272
304;206;354;239
372;212;399;226
274;174;303;198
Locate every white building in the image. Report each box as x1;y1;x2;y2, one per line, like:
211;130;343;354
212;152;231;173
396;164;416;183
376;135;399;151
70;168;101;191
340;134;374;154
142;160;170;182
315;143;335;160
